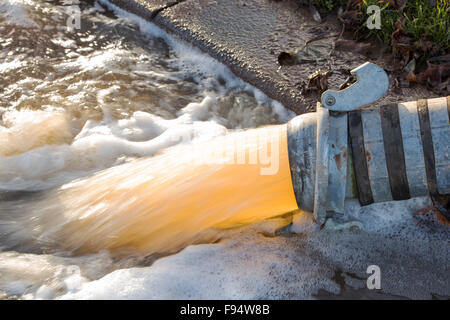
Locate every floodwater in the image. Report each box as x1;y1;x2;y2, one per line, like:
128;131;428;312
0;0;448;300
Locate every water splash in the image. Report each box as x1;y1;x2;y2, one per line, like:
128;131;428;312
1;125;298;256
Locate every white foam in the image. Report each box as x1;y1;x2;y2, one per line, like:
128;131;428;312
0;59;27;74
99;0;296;122
60;198;450;300
60;235;338;300
0;0;292;191
0;98;231;190
1;0;448;301
0;0;39;28
0;250;117;299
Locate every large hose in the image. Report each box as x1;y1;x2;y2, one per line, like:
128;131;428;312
287;96;450;224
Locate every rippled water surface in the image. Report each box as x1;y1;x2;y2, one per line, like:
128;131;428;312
0;0;448;300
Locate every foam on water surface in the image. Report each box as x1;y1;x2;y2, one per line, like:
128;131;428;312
57;197;449;300
0;0;40;28
0;0;292;190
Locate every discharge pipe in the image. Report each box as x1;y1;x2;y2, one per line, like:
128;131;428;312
286;62;449;224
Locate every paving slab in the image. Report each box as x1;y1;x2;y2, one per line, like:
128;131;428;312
108;0;439;114
153;0;346;113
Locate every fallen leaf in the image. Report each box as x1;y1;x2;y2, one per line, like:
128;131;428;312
407;70;417;83
392;28;415;53
302;69;332;94
296;38;333;64
416;58;450;93
415;205;450;227
428;54;450;64
391;28;415;69
346;0;363;10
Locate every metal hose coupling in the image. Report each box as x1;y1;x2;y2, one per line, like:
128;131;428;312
287;62;450;224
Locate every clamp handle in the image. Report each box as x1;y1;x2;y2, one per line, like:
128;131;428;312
321;62;389;112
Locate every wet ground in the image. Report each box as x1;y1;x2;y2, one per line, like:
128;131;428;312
108;0;442;113
0;0;448;300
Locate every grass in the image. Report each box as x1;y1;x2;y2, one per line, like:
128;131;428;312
309;0;450;54
311;0;347;12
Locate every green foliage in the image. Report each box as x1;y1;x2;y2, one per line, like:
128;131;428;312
358;0;397;45
305;0;450;53
358;0;450;51
403;0;449;51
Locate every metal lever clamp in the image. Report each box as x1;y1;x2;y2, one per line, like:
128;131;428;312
313;62;389;224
